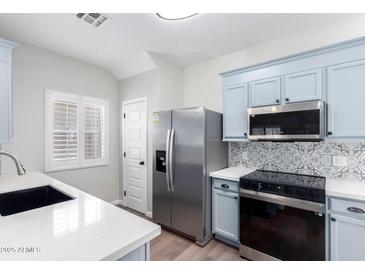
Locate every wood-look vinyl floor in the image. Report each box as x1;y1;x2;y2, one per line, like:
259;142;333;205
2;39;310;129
117;204;245;261
151;229;245;261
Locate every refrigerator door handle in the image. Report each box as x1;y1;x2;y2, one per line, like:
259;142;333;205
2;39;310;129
165;129;171;192
169;128;175;192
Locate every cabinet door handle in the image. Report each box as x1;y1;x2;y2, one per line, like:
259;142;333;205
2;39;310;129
221;184;229;189
328;132;333;136
244;133;247;137
330;217;336;222
347;207;365;214
285;98;289;102
234;197;238;200
275;99;279;103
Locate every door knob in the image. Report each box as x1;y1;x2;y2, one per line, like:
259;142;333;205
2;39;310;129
139;161;145;166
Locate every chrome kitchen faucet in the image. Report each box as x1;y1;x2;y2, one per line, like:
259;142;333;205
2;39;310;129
0;151;26;175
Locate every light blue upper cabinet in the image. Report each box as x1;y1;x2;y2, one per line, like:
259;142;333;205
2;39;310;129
221;38;365;140
223;83;248;140
284;68;323;103
249;76;281;107
327;59;365;138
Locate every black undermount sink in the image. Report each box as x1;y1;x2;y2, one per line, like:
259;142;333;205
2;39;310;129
0;185;74;216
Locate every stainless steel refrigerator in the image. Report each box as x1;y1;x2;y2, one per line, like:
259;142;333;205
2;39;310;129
152;106;228;246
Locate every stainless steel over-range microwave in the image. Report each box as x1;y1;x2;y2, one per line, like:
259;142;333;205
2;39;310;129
247;100;325;141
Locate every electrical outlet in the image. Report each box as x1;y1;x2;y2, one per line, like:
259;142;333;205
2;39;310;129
333;156;347;167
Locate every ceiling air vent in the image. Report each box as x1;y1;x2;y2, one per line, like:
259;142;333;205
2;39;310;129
75;13;109;27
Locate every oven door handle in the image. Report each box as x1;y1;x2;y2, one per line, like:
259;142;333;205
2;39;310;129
239;188;325;213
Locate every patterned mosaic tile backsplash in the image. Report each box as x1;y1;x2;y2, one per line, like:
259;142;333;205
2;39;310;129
230;141;365;181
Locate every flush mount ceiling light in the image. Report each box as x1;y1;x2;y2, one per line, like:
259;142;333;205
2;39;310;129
156;13;198;21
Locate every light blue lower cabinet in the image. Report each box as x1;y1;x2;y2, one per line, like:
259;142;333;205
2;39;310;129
117;243;150;261
328;197;365;261
212;178;239;245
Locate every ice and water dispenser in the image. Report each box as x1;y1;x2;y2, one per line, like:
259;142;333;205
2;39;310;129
155;150;166;173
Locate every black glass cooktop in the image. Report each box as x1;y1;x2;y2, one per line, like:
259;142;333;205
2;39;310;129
239;170;325;203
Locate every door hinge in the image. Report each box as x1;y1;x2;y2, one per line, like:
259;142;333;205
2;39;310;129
124;190;126;196
123;152;126;157
123;113;126;119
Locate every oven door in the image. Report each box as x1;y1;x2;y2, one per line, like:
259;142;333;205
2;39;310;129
239;191;325;261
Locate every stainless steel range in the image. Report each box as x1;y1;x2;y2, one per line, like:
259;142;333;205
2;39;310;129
239;170;326;261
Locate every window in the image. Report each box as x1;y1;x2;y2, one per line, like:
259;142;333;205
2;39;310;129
45;90;109;172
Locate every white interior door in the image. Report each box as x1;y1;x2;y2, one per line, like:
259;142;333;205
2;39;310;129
122;97;147;214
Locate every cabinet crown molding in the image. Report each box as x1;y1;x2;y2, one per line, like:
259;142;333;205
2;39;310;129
0;38;18;49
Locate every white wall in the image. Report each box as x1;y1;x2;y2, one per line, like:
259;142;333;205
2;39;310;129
119;69;158;215
2;44;120;202
183;14;365;112
149;53;184;111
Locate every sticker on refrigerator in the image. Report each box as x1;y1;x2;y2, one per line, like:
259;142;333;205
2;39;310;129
153;112;159;124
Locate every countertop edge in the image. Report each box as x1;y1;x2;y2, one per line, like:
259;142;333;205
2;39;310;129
209;174;240;182
101;227;161;261
209;166;255;182
326;190;365;202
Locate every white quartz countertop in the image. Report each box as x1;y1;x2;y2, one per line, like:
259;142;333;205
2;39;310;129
326;178;365;201
0;172;161;260
210;166;365;202
210;166;255;182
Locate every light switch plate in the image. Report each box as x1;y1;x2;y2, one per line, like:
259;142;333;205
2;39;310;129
333;156;347;167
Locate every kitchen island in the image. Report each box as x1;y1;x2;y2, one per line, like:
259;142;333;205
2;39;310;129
0;172;160;260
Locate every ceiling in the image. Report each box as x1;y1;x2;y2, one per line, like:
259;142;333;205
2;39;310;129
0;13;346;79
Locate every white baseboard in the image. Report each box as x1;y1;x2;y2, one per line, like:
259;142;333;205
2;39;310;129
146;211;152;218
110;199;122;206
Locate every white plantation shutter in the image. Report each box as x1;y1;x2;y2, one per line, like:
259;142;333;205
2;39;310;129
45;90;109;172
84;103;105;160
53;100;78;161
